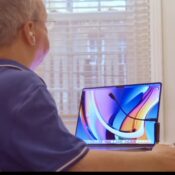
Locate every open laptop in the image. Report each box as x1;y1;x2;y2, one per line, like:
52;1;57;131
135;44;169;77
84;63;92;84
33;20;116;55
75;82;162;151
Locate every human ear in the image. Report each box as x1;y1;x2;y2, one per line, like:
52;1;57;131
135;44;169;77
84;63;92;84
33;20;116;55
22;21;36;46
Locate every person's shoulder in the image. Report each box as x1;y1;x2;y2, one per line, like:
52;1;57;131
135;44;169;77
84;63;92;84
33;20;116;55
22;70;46;87
6;68;46;88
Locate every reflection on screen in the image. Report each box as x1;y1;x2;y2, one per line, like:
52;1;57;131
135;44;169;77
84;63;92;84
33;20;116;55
76;83;161;145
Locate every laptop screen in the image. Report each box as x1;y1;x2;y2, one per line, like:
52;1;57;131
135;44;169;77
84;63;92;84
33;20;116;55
75;83;162;146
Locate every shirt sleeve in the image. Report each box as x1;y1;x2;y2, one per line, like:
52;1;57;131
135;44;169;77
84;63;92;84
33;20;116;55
10;85;89;172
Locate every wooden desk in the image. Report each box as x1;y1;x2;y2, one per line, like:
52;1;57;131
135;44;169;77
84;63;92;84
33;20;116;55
70;144;175;172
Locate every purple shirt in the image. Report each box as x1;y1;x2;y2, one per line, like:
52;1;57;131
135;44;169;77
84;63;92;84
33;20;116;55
0;59;88;172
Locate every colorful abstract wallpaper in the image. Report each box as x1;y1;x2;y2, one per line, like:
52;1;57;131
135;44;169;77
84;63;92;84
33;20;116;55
76;83;162;145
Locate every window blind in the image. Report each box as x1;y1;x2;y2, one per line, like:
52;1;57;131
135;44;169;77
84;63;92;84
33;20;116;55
36;0;151;130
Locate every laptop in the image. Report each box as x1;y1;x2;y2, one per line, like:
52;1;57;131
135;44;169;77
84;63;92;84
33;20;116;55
75;82;162;151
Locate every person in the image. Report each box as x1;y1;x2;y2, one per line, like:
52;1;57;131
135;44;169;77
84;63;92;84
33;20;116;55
1;0;175;172
0;0;89;171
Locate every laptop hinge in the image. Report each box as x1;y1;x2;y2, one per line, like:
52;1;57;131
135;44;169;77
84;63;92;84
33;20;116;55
155;122;160;143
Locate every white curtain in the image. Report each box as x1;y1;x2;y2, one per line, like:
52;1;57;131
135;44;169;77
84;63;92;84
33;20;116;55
36;0;151;131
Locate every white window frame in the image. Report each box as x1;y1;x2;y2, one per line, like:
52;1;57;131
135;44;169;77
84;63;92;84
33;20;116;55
150;0;164;142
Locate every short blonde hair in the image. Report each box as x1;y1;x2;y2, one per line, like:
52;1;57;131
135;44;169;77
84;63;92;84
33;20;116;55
0;0;45;47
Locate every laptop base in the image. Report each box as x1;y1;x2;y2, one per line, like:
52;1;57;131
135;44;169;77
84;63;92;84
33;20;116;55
87;144;154;151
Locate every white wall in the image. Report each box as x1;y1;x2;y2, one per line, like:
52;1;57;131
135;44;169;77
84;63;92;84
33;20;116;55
162;0;175;144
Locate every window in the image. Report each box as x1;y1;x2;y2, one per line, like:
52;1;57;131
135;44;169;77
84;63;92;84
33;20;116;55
45;0;126;12
36;0;152;132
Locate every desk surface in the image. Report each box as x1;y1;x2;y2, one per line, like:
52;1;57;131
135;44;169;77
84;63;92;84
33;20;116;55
70;144;175;172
